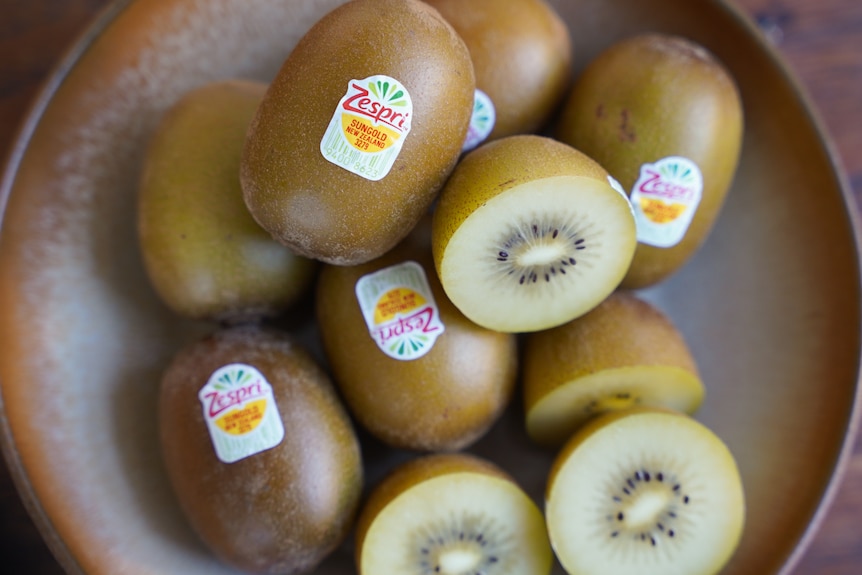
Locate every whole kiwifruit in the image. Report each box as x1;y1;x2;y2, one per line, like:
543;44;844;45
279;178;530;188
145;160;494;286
137;79;317;322
425;0;571;147
315;239;517;451
355;452;552;574
241;0;475;265
431;134;636;333
158;325;363;574
557;33;743;288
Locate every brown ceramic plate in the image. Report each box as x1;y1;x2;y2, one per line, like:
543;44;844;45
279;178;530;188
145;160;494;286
1;0;860;573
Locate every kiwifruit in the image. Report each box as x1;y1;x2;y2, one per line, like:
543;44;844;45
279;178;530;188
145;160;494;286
355;452;552;574
545;407;745;575
556;33;743;288
431;134;636;333
158;325;363;574
523;291;704;447
241;0;475;265
425;0;571;146
315;239;517;451
137;80;317;322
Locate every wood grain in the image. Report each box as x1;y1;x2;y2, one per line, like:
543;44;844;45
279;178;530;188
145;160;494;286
1;0;861;573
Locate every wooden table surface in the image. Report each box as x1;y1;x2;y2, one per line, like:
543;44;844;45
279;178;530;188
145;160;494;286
1;0;861;574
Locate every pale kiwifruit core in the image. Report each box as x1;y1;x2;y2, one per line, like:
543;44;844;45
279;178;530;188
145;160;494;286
493;217;593;287
410;512;512;574
605;466;692;546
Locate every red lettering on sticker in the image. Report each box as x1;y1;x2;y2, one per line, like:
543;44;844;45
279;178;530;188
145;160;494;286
203;380;267;418
342;83;410;132
372;306;439;346
638;170;695;202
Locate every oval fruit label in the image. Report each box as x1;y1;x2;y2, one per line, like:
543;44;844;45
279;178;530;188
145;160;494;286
462;88;496;152
629;156;703;248
354;261;445;360
320;74;413;181
198;363;285;464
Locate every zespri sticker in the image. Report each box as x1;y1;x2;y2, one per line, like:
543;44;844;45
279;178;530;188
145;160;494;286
354;261;445;360
198;363;285;463
462;88;496;152
320;75;413;181
630;156;703;248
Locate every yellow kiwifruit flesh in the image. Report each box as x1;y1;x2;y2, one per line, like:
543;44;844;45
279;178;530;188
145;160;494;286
524;291;704;446
158;325;362;574
425;0;571;141
356;453;552;575
431;134;636;333
241;0;475;265
545;407;745;575
557;33;743;288
137;80;316;322
315;240;517;451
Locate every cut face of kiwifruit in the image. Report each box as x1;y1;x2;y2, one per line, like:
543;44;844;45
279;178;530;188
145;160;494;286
356;453;552;575
432;135;636;333
527;365;703;447
524;291;704;446
546;408;745;575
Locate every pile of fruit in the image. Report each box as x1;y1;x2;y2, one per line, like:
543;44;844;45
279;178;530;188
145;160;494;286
139;0;746;573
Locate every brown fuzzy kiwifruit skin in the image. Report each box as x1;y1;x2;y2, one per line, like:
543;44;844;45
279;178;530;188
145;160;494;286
158;326;363;574
315;240;517;451
425;0;571;140
557;33;743;288
137;80;317;322
241;0;475;265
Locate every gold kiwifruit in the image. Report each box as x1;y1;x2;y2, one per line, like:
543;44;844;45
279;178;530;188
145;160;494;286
158;325;363;574
425;0;571;147
315;240;517;451
545;407;745;575
137;80;317;322
431;134;636;333
355;452;552;574
523;291;705;447
557;33;743;288
241;0;475;265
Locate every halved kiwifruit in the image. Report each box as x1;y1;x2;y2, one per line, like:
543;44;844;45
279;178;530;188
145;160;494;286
431;135;636;333
523;291;704;446
356;452;552;574
545;407;745;575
